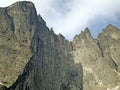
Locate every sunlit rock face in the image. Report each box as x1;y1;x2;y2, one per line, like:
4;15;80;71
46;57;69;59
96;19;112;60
0;1;120;90
72;25;120;90
0;1;35;87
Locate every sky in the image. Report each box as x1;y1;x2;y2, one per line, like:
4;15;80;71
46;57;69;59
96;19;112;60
0;0;120;40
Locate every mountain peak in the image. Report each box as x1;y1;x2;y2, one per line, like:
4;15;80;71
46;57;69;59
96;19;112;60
80;27;92;39
103;24;120;33
7;1;36;13
73;27;93;45
9;1;34;7
105;24;118;30
84;27;91;35
98;24;120;39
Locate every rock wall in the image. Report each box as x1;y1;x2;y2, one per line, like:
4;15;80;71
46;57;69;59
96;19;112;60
0;1;82;90
72;25;120;90
9;24;83;90
0;1;120;90
0;1;35;87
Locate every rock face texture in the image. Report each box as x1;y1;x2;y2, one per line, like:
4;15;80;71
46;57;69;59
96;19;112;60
0;1;82;90
72;25;120;90
0;1;35;87
0;1;120;90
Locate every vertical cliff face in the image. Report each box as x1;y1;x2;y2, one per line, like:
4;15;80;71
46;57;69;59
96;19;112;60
0;1;37;87
9;26;83;90
7;1;37;44
0;1;82;90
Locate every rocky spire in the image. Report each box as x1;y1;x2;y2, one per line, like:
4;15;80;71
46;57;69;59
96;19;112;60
98;24;120;40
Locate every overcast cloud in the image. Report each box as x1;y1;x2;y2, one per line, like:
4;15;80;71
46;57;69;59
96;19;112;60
0;0;120;40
